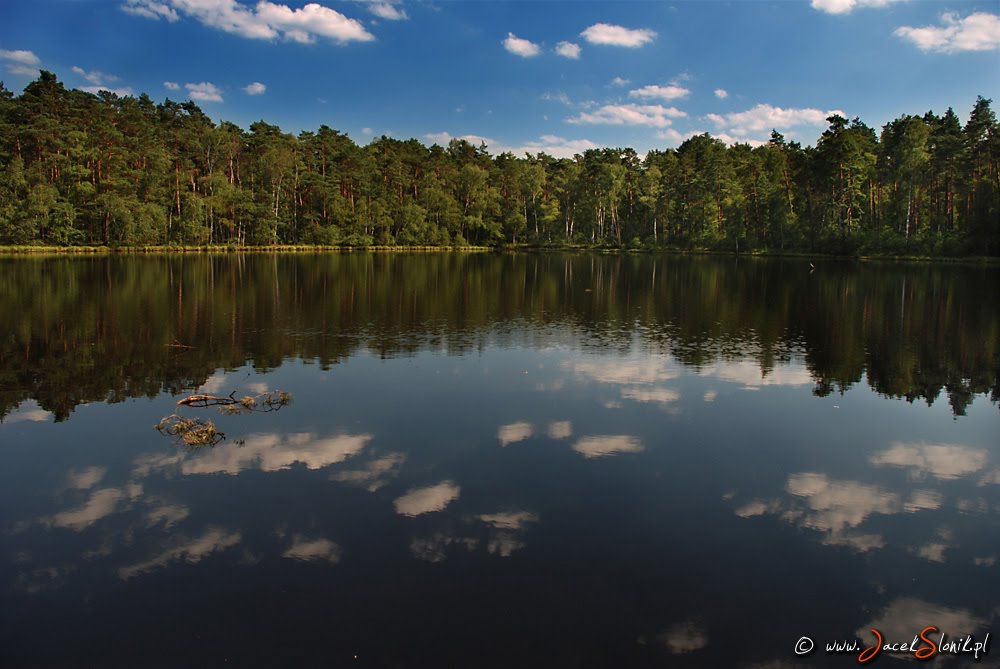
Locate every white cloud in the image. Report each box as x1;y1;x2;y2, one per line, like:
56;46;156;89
47;484;142;531
904;489;942;512
567;356;680;386
555;41;581;59
164;81;180;90
610;76;630;87
124;0;375;44
656;128;696;146
786;472;899;533
567;103;686;128
0;49;41;77
503;32;540;57
621;387;680;405
542;91;573;106
365;1;408;21
714;133;767;147
72;66;119;86
498;421;533;446
73;71;144;98
66;466;107;490
423;132;599;159
197;370;227;394
393;481;460;516
659;622;709;654
81;86;135;97
477;511;539;531
243;81;267;95
856;598;987;653
331;452;405;491
697;360;813;388
188;432;372;475
6;65;40;77
811;0;905;14
0;49;41;66
547;420;572;440
118;528;241;579
895;12;1000;54
507;136;600;158
361;127;372;135
282;535;341;563
629;84;690;102
870;442;988;480
423;131;493;146
4;400;51;423
714;88;728;99
708;103;843;134
580;23;656;47
255;1;375;43
185;81;224;102
122;0;180;21
135;431;373;477
573;435;644;459
705;103;844;143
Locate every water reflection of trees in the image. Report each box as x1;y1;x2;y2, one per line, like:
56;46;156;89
1;254;996;420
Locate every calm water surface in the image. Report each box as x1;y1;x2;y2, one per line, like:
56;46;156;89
1;254;998;668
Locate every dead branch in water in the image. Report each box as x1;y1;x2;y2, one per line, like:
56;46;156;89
176;390;292;414
155;414;225;448
156;390;291;449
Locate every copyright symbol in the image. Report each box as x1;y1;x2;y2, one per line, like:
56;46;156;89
794;636;815;656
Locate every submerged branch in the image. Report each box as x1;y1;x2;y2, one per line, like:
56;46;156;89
156;389;292;448
155;414;225;448
176;390;292;414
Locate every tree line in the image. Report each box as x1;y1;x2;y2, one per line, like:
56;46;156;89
1;72;997;255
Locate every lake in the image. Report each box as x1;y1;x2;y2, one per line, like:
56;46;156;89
1;253;997;667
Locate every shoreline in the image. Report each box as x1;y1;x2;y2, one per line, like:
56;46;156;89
1;244;998;265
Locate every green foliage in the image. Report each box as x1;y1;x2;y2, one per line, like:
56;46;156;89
0;72;997;256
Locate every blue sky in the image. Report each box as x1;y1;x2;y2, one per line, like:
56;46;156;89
1;0;998;156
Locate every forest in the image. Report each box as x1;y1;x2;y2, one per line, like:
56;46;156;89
0;71;998;256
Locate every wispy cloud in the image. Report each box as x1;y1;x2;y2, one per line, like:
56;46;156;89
186;81;223;102
72;66;119;86
573;435;644;459
895;12;1000;53
361;0;408;21
423;132;599;159
714;88;728;99
629;84;690;102
122;0;375;44
164;81;180;90
498;421;533;446
81;85;135;97
706;103;844;141
567;103;686;128
503;32;541;57
581;23;656;47
393;481;460;516
610;76;630;87
243;81;266;95
73;66;131;95
122;0;179;21
811;0;905;15
555;41;581;59
0;49;41;77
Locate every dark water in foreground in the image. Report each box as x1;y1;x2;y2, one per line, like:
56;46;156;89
1;253;998;668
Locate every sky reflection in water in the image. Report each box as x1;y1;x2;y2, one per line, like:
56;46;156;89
1;254;997;667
